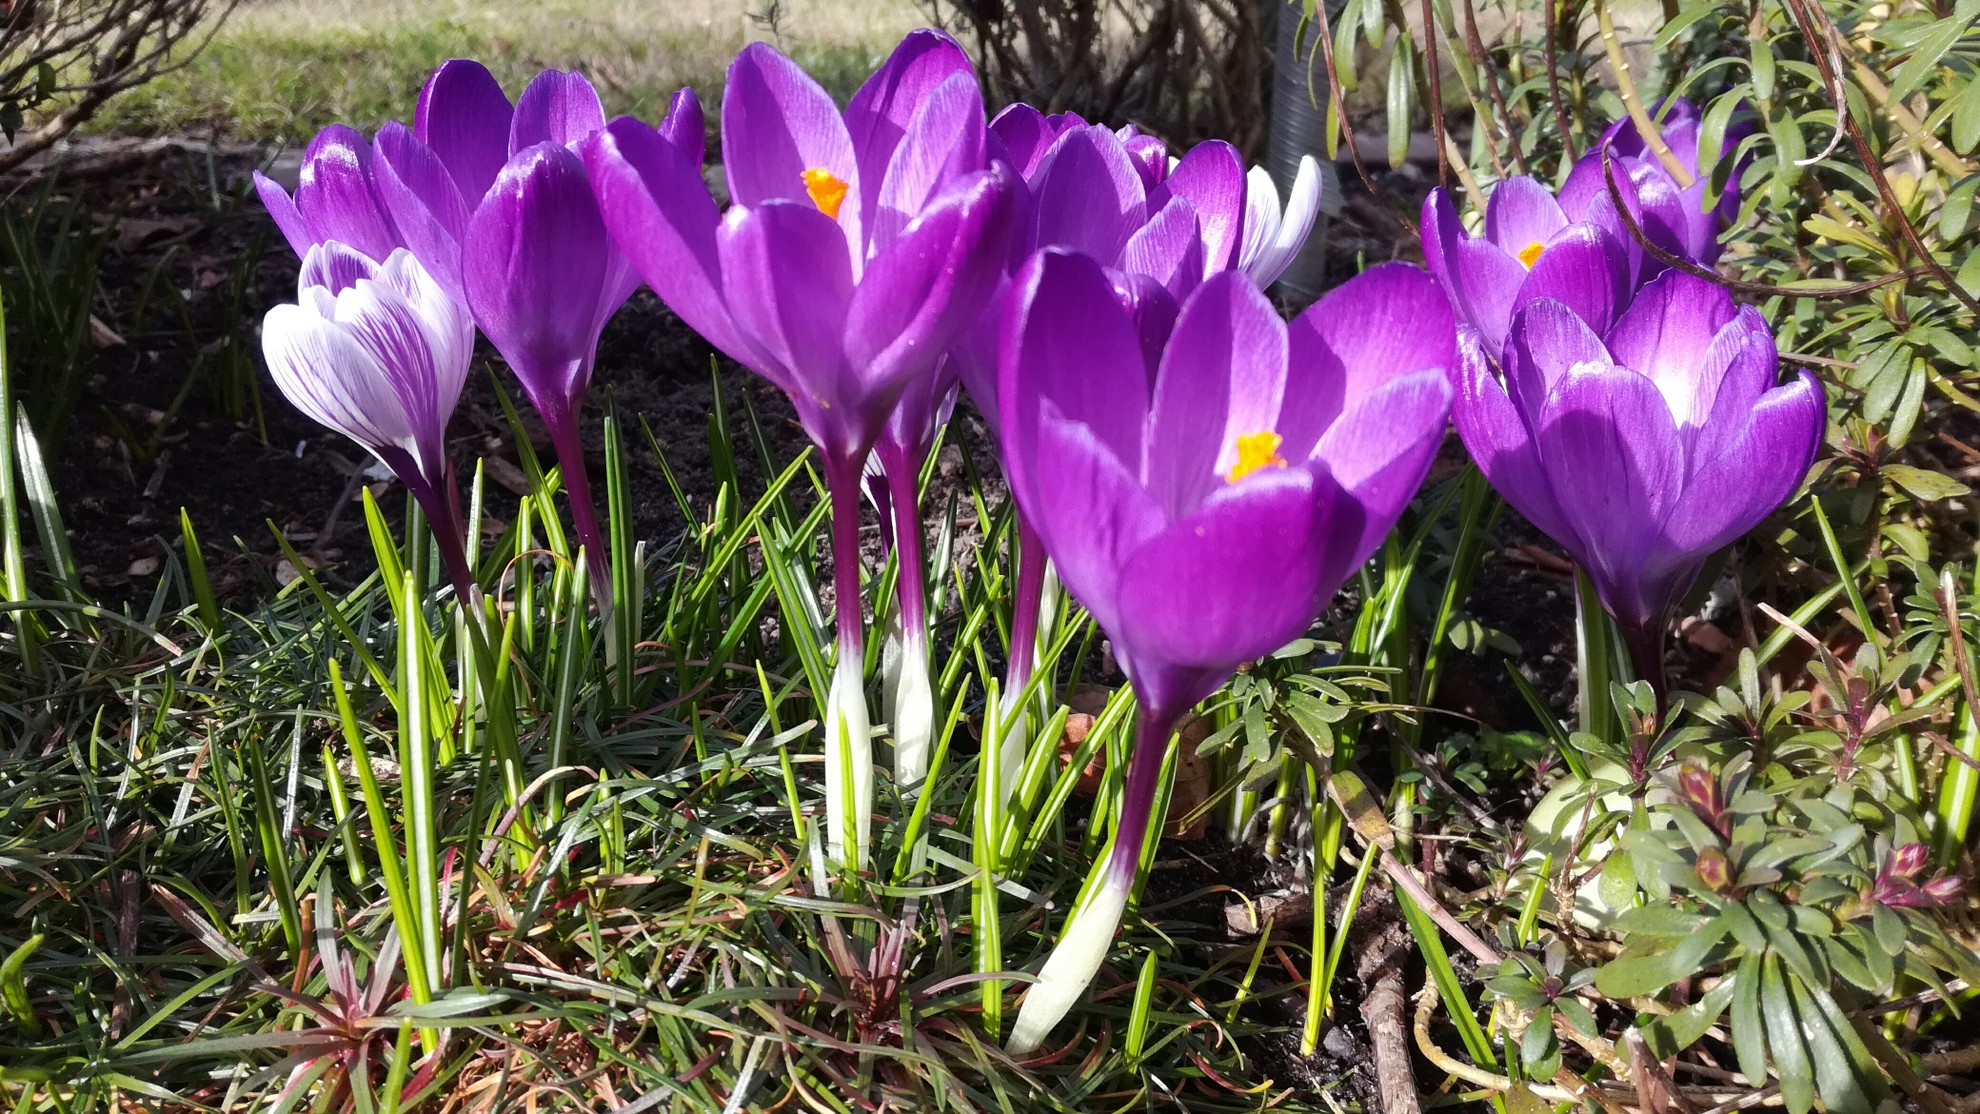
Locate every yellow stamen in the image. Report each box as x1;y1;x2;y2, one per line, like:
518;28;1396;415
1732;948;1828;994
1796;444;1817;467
1226;431;1287;483
1517;241;1546;269
802;168;849;220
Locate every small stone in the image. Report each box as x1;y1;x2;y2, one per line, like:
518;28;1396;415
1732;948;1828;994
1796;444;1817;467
126;556;160;577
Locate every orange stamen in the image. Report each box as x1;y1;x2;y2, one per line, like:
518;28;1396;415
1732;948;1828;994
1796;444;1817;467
1517;241;1546;269
1226;431;1287;483
802;168;849;220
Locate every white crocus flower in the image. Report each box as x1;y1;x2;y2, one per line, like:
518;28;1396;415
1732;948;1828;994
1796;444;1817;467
1237;155;1323;289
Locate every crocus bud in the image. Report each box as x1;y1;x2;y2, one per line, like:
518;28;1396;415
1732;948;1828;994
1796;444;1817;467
1923;875;1965;905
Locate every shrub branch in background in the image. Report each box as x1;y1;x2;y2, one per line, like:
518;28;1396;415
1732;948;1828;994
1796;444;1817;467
0;0;239;172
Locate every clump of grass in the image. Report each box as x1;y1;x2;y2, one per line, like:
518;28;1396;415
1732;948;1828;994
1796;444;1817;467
92;0;926;141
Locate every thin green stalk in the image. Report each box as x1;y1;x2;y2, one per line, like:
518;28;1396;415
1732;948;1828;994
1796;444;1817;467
1574;567;1620;746
1809;497;1878;642
397;571;444;996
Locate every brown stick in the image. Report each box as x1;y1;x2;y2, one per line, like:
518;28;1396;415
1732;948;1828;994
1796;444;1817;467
1599;147;1936;301
1419;0;1450;190
1355;895;1421;1114
1544;0;1578;163
1461;0;1530;177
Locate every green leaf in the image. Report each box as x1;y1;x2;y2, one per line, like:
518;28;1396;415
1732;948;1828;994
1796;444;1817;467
1520;1005;1558;1070
1762;953;1815;1114
1654;1;1720;48
1750;35;1776;101
1596;950;1681;998
1731;952;1769;1086
1954;74;1980;155
1787;976;1881;1114
1640;975;1738;1058
1940;175;1978;242
1888;16;1966;104
0;933;42;1036
1887;360;1929;447
1387;36;1414;172
1770;115;1806;196
1721;899;1769;953
1612;905;1708;937
1884;464;1971;501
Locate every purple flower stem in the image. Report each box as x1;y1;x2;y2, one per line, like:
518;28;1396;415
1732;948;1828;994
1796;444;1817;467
1105;700;1183;891
1007;510;1047;695
877;441;928;645
1621;619;1668;711
542;407;611;611
824;453;868;666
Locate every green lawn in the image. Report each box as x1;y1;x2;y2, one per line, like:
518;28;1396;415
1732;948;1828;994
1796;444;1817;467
97;0;930;141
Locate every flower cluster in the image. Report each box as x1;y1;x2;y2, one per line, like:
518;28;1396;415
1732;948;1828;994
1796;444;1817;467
1426;99;1823;693
254;41;1819;1055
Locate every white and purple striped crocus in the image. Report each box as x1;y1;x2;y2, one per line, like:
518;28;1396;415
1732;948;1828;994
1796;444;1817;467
585;30;1017;868
370;62;639;594
261;244;477;600
999;251;1455;1052
1237;155;1324;290
1452;271;1824;694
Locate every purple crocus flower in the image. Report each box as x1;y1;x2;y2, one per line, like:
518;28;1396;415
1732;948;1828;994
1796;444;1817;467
1000;251;1455;1052
935;115;1251;793
585;31;1017;865
255;127;404;263
370;62;639;593
261;244;477;600
1558;97;1755;273
1420;177;1632;360
1452;270;1824;694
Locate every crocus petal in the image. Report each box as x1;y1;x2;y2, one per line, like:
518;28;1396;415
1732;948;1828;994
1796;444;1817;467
722;41;862;258
1534;363;1686;628
1503;297;1611;418
1111;270;1179;383
657;86;705;164
373;248;474;424
330;276;451;457
1603;269;1738;429
1657;372;1822;559
999;248;1151;516
1686;309;1778;464
1120;196;1206;300
1239;165;1282;275
1028;125;1147;264
1242;156;1322;288
868;71;985;252
1029;402;1167;637
844;167;1015;429
718;200;855;431
262;303;416;458
294;125;401;260
1313;368;1453;577
254;172;313;258
1280;262;1455;460
1511;224;1629;340
462;142;617;410
1121;130;1169;192
1450;325;1575;545
416;59;514;205
845;27;972;232
1443;220;1528;355
586;116;745;362
372;121;472;304
298;240;378;296
510;69;607;150
1149;139;1245;274
1143;270;1285;519
1484;176;1569;255
1114;469;1327;669
988;102;1059;180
